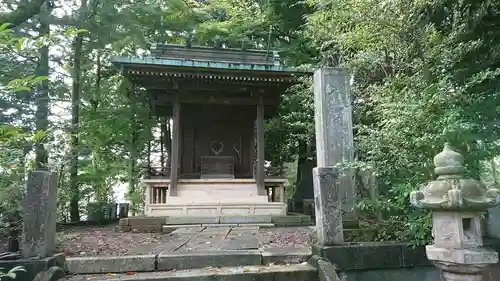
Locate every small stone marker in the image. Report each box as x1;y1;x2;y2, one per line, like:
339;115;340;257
312;167;344;244
312;67;353;245
21;170;58;258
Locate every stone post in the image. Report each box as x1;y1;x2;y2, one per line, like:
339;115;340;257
313;167;344;244
313;67;355;217
312;67;353;244
411;144;500;281
21;170;58;258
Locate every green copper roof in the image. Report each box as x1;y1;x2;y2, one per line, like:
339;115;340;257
111;56;303;73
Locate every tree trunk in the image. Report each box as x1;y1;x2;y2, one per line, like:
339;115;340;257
68;0;88;223
0;0;47;26
128;129;137;215
34;2;50;169
68;25;83;223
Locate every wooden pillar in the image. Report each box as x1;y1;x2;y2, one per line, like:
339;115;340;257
145;185;151;205
169;97;180;196
279;183;285;203
256;96;266;195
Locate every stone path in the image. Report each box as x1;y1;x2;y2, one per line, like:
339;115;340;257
53;225;312;257
129;226;261;254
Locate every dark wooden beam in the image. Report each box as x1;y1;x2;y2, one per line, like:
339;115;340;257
256;96;266;195
129;78;293;93
169;96;181;196
152;92;280;106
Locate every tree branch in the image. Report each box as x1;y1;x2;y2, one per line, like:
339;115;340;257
0;0;47;26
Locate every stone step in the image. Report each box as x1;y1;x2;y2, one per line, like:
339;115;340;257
63;264;317;281
64;248;313;275
166;215;273;225
162;223;275;233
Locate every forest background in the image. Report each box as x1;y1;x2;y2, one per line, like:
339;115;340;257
1;0;499;245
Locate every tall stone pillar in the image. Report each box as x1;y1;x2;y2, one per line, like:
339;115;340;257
411;144;500;281
21;170;58;258
312;67;353;245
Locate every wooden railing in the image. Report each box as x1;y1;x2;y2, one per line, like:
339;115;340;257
143;165;181;179
145;185;169;204
253;165;288;178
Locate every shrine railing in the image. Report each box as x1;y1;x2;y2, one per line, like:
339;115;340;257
253;165;288;178
143;165;179;179
143;165;287;179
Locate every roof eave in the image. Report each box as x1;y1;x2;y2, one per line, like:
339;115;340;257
111;56;313;76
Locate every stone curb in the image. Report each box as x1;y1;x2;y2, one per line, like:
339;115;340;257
119;215;312;233
73;264;317;281
63;250;314;274
64;255;156;274
261;248;312;264
312;243;430;270
157;250;262;270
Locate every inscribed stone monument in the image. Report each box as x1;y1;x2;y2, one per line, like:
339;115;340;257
21;170;58;258
312;67;353;245
313;67;355;216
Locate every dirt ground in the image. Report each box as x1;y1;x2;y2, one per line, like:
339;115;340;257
1;225;312;257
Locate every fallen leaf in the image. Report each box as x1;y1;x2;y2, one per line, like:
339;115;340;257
106;273;117;276
126;272;137;275
243;268;250;272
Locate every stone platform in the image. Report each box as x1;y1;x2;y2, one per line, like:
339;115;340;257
144;179;287;217
116;214;313;232
64;226;312;275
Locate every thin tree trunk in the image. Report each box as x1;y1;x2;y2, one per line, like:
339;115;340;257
69;25;83;222
492;159;498;185
34;2;50;169
127;87;138;215
129;128;137;215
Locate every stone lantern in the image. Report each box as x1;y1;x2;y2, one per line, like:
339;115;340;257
410;143;500;281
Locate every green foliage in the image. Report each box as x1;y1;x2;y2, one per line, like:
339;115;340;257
303;0;500;245
2;0;500;247
0;266;26;280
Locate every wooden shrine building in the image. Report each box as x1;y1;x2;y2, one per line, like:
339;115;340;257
112;43;304;218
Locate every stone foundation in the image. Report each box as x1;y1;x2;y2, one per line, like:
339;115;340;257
117;214;313;232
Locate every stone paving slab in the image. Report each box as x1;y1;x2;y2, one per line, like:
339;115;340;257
261;247;312;264
219;237;259;250
157;250;263;270
65;255;156;274
220;215;272;224
176;234;228;252
170;226;206;234
202;223;238;227
238;223;275;228
166;216;219;225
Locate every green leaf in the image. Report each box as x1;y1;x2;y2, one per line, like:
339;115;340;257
30;76;49;84
0;23;13;32
12;86;31;92
16;37;26;51
76;29;89;34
